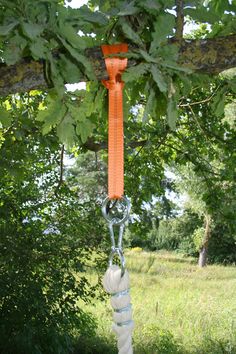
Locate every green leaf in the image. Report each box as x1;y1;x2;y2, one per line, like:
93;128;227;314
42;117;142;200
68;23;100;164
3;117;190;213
160;0;175;8
162;61;193;73
30;38;47;59
185;8;220;24
157;45;192;73
78;5;108;26
213;0;230;15
58;36;95;81
212;90;226;117
67;88;95;124
58;22;86;50
120;19;143;46
76;119;95;144
167;96;178;130
150;64;168;93
140;0;161;12
123;63;150;83
123;89;129;122
229;79;236;94
150;13;175;53
216;14;236;36
0;108;12;127
118;1;139;15
94;86;106;117
41;123;52;135
157;45;179;63
179;75;193;96
0;20;19;36
155;92;168;119
143;88;155;123
36;97;66;134
2;33;27;65
7;166;24;179
22;22;44;39
139;49;158;63
46;53;65;97
59;54;81;83
57;113;76;146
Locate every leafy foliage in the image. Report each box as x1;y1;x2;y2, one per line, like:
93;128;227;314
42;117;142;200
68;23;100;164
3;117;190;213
0;1;236;352
119;72;236;262
0;0;235;142
0;93;107;354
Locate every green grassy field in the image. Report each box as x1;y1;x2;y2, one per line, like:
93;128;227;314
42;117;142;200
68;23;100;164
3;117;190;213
79;250;236;354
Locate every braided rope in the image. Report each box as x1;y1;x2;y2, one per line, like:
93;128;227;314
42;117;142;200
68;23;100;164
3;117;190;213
103;265;134;354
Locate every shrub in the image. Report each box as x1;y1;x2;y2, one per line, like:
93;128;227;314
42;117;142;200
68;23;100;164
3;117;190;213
74;335;116;354
0;184;106;354
135;324;184;354
208;224;236;264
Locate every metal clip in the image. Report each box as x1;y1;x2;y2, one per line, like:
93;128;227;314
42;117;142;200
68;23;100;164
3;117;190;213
108;223;126;276
102;196;131;277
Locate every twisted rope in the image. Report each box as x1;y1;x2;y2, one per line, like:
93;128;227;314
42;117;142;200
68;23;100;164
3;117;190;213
103;265;134;354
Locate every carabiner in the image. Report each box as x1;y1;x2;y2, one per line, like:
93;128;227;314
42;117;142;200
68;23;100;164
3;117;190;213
109;247;126;277
108;222;125;250
107;222;126;276
102;196;130;277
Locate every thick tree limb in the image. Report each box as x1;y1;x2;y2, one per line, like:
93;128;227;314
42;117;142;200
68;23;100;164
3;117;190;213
0;35;236;96
177;35;236;74
0;59;48;96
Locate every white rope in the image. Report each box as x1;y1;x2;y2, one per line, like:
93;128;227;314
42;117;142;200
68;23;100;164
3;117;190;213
103;265;134;354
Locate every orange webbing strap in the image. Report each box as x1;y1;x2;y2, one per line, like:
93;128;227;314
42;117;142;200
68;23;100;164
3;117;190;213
101;44;128;200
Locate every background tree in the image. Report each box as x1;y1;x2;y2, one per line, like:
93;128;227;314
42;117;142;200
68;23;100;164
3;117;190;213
174;163;213;267
66;150;107;202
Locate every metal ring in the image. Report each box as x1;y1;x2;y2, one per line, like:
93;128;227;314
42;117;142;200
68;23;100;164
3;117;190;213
109;248;126;277
102;196;131;226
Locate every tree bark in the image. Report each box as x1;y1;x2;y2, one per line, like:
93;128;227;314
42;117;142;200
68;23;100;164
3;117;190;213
0;35;236;96
175;0;184;41
198;214;212;268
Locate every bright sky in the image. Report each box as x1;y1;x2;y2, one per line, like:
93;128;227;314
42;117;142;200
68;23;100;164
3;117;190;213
65;0;88;8
65;0;88;91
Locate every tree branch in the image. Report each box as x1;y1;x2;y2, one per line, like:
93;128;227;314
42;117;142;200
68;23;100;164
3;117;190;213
83;137;147;152
58;144;64;187
179;85;221;107
0;35;236;96
175;0;184;41
128;130;169;171
54;144;65;196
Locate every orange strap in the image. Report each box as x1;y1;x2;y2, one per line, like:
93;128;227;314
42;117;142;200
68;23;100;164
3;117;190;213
101;44;128;200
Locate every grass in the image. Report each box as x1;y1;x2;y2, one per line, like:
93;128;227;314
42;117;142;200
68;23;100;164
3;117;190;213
78;251;236;354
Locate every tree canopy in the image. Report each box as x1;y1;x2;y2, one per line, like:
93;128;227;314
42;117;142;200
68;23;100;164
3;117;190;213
0;0;236;145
